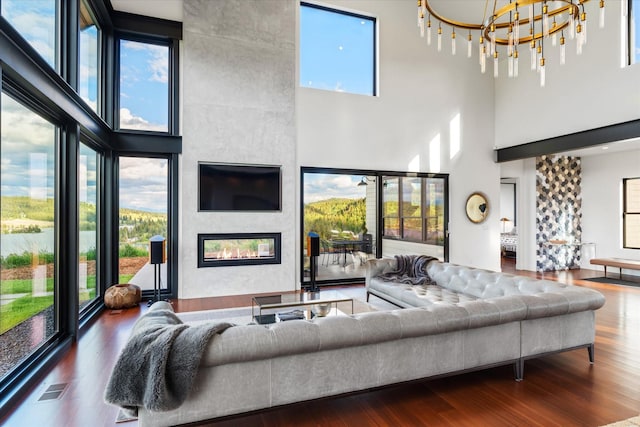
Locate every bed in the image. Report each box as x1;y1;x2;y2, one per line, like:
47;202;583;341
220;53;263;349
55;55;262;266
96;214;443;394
501;233;518;258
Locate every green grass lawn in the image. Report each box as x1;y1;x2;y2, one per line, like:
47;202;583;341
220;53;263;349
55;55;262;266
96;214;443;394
0;294;54;334
119;274;134;283
1;270;137;334
1;278;54;294
1;276;97;333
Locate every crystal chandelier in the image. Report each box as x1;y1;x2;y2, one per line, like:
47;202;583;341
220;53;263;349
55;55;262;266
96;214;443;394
417;0;605;87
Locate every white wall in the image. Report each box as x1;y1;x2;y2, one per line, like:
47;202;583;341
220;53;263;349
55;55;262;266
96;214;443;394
582;149;640;276
179;0;297;298
298;0;502;272
495;0;640;148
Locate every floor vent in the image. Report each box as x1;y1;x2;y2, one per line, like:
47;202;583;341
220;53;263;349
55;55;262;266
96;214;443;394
38;383;68;401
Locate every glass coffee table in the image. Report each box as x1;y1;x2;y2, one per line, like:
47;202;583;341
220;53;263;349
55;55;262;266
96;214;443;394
251;290;354;324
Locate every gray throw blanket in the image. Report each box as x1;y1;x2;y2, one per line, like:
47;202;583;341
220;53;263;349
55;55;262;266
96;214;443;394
104;303;233;417
379;255;438;286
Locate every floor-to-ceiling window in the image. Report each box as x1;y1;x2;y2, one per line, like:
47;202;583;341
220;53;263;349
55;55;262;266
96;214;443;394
0;92;58;381
0;0;182;413
623;177;640;249
301;168;449;286
302;169;376;284
118;157;169;294
78;142;99;311
380;174;447;259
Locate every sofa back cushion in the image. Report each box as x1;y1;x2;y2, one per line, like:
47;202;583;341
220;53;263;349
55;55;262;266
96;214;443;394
427;262;570;298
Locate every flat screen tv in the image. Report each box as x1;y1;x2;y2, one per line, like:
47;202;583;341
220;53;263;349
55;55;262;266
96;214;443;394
198;163;282;211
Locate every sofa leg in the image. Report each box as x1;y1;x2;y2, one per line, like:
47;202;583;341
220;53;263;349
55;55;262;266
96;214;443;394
366;292;370;302
514;359;524;382
588;343;595;364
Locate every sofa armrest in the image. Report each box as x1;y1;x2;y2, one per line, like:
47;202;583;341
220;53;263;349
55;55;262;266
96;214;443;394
365;258;395;291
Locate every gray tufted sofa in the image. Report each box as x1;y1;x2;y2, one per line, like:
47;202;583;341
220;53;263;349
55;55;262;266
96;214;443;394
366;258;605;372
134;260;605;426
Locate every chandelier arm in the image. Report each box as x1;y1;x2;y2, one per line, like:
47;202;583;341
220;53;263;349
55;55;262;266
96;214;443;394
483;0;583;45
489;20;573;45
423;1;484;31
424;0;584;33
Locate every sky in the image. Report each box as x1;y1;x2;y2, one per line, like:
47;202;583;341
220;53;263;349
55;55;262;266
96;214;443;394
1;0;169;212
1;94;56;200
119;40;169;131
299;4;374;96
304;173;368;204
119;157;168;213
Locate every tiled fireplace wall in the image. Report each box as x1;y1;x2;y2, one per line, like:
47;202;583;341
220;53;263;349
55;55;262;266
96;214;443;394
536;155;582;272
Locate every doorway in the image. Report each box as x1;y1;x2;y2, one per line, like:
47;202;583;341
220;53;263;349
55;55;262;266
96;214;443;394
500;178;517;266
301;169;377;285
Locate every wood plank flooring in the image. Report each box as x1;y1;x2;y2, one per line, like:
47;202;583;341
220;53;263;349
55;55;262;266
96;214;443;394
1;261;639;426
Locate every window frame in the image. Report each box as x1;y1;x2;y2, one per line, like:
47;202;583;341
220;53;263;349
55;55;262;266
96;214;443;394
115;34;173;134
299;1;377;96
623;177;640;249
79;0;102;116
0;3;183;414
382;175;447;246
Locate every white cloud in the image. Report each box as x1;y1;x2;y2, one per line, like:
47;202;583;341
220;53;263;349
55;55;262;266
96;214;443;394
303;174;366;203
5;5;56;65
119;108;167;132
1;94;56;197
119;157;168;212
122;40;168;84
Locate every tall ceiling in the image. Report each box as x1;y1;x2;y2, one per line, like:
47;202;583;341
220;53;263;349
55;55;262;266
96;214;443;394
106;0;640;158
110;0;183;22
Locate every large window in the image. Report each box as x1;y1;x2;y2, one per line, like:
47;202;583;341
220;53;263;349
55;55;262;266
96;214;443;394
79;0;100;113
0;92;58;381
1;0;58;70
299;3;376;96
382;176;446;246
118;157;168;293
0;1;182;411
119;39;169;132
623;178;640;249
79;143;99;311
301;170;377;284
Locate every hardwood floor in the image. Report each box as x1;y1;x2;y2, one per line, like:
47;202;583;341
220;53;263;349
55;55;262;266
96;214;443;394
2;263;640;426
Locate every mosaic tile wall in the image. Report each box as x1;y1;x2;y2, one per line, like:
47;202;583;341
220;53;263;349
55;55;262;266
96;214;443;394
536;155;582;271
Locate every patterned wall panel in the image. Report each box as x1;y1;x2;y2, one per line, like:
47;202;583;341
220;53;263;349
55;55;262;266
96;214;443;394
536;155;582;271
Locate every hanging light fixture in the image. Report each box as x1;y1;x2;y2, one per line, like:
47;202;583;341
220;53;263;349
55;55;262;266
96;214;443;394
417;0;605;87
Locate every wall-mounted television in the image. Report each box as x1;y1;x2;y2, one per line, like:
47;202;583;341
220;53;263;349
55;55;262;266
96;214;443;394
198;163;282;211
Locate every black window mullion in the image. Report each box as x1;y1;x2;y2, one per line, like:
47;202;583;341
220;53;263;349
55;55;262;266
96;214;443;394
60;0;79;91
623;177;640;249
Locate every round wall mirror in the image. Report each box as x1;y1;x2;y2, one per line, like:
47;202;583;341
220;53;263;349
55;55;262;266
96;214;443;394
465;192;489;224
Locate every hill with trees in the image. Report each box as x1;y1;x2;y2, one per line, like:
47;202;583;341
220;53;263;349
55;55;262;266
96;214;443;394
304;197;366;241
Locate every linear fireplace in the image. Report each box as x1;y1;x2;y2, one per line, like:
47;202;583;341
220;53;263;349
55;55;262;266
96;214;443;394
197;232;281;268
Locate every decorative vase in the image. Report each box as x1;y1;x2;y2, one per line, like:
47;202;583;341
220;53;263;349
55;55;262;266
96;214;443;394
104;283;141;309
